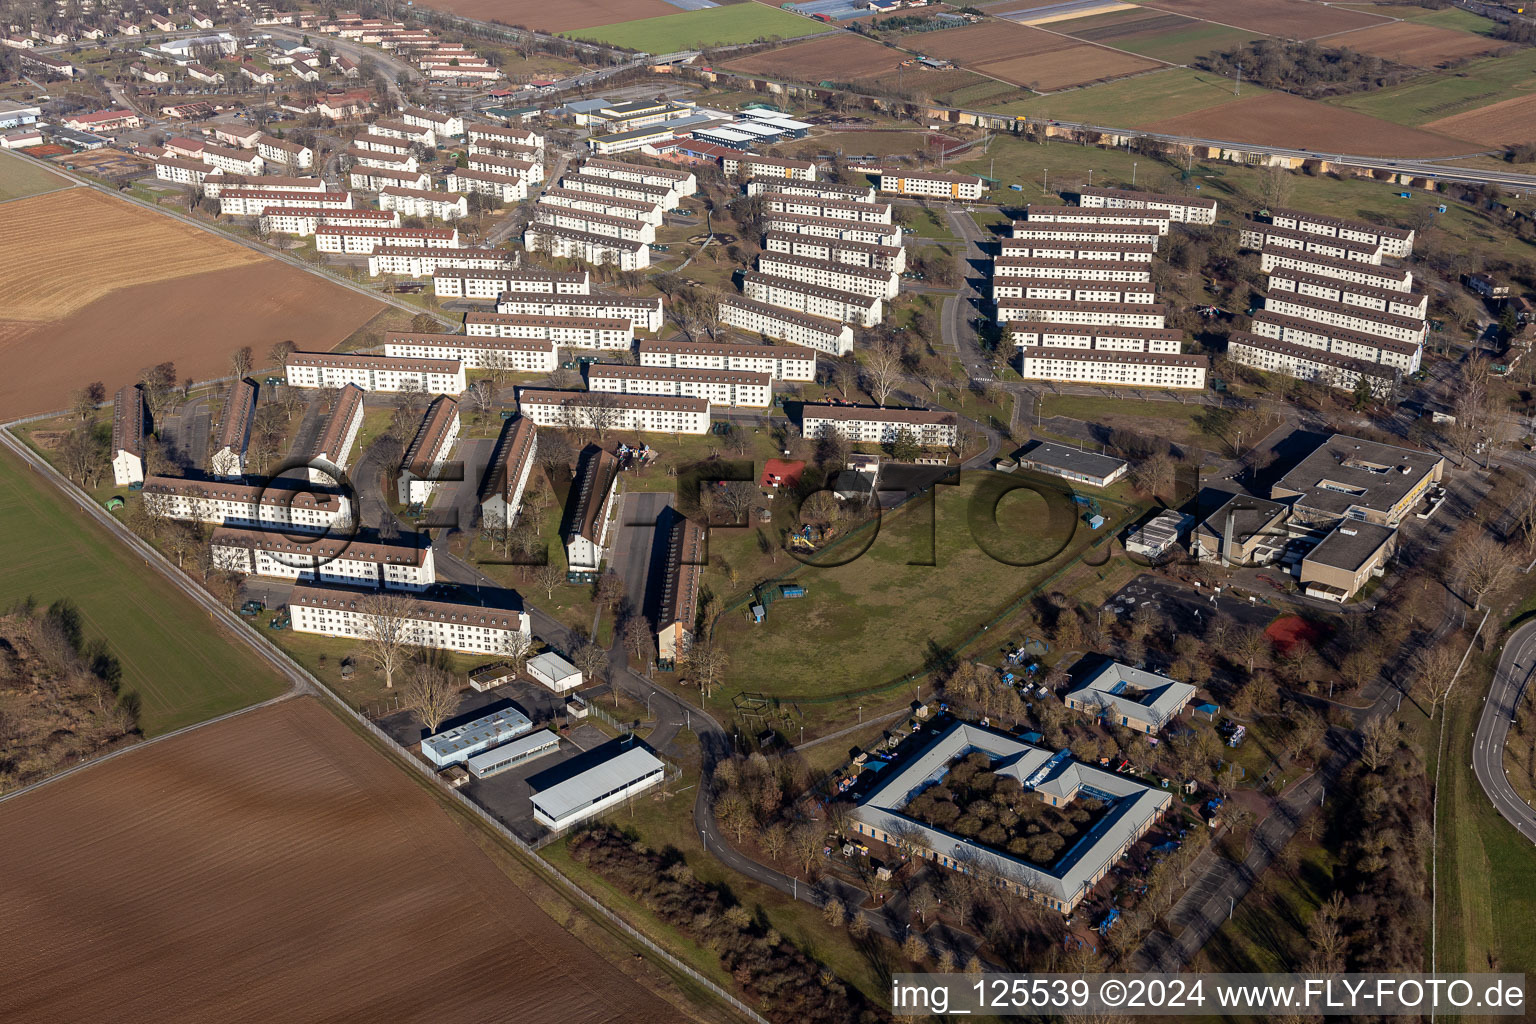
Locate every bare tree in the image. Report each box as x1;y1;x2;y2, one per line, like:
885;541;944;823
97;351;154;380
621;615;653;664
862;337;904;408
572;640;608;686
1455;533;1516;608
400;661;460;732
230;345;254;380
1411;643;1458;717
464;378;493;415
1359;715;1395;771
533;562;564;601
498;628;533;672
682;638;728;698
577;393;625;441
1233;626;1270;674
830;355;857;400
359;591;421;689
70;381;105;425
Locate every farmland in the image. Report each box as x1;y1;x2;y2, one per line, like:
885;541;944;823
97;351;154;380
0;445;286;735
0;188;383;419
412;0;680;32
1326;47;1536;126
976;44;1161;90
978;66;1257;123
908;21;1079;63
0;151;70;201
0;698;683;1023
1144;90;1479;157
723;32;903;79
1320;21;1506;69
1426;92;1536;148
1062;8;1261;64
565;4;814;51
1125;0;1388;37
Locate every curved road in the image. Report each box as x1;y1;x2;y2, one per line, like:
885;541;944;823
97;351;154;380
1474;619;1536;843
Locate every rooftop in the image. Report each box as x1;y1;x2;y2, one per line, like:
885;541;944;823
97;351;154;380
1067;662;1196;730
1017;441;1128;481
1272;434;1443;520
529;744;665;824
1303;520;1397;572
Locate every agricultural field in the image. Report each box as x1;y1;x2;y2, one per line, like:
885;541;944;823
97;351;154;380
1320;21;1507;69
723;32;904;79
977;44;1161;89
912;20;1079;63
407;0;680;32
0;151;70;202
783;128;944;159
0;445;286;735
1327;47;1536;126
1060;8;1262;64
1144;91;1479;158
1425;92;1536;148
0;188;383;419
565;3;814;50
978;66;1256;123
1124;0;1389;38
0;698;683;1023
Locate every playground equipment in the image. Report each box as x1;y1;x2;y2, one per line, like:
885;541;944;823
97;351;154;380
1072;494;1105;529
1098;909;1120;936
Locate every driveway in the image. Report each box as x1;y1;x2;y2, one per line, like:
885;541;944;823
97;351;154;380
607;490;673;621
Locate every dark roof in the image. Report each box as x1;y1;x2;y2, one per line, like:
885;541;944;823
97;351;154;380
1017;441;1127;481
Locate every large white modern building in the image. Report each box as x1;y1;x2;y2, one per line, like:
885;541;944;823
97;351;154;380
529;744;666;831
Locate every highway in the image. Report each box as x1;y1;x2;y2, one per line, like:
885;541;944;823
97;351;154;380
1473;620;1536;843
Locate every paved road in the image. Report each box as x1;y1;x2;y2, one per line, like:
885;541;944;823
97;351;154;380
608;490;670;619
1473;620;1536;844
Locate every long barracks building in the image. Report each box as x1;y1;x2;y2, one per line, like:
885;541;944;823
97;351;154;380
432;266;589;300
285;351;466;393
994;298;1167;329
762;231;905;273
516;389;710;435
717;295;854;357
762;212;902;247
1023;204;1173;235
369;246;517;277
1018;348;1208;390
211;526;435;590
638;337;817;381
140;476;352;532
992;256;1151;282
742;271;882;328
586;363;771;408
489;291;663;332
384;331;562;372
756;251;899;300
1074;186;1218;225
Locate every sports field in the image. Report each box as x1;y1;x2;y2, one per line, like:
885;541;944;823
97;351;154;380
565;3;813;50
0;150;70;202
0;444;286;735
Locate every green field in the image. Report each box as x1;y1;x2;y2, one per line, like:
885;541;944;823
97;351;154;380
0;150;70;202
0;444;287;734
1327;47;1536;125
1088;23;1262;66
980;67;1261;125
1398;5;1502;36
565;4;815;51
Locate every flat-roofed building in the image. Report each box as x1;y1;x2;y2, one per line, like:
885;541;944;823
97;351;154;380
478;415;538;530
723;153;816;180
529;744;666;831
1024;204;1172;235
1266;207;1414;259
1125;510;1194;560
1066;661;1195;734
1299;520;1397;602
518;389;711;436
1227;332;1399;398
432;266;588;300
286;352;466;394
762;231;905;273
210;378;257;479
211;526;435;590
290;583;531;658
656;515;704;662
638;337;816;381
590;123;673;155
397;395;460;504
801;404;957;448
421;706;532;767
140;476;352;532
1016;441;1128;488
742;271;882;327
1269;434;1444;527
756;252;899;300
1075;186;1217;225
1018;348;1207;390
587;363;771;408
489;292;664;333
718;295;854;356
564;445;620;573
523;223;650;271
1193;494;1290;566
467;730;560;778
111;384;148;487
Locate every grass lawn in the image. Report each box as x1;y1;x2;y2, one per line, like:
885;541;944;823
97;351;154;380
1327;47;1536;125
0;443;287;735
977;67;1261;125
1092;24;1262;66
565;4;815;51
1038;393;1222;449
0;150;71;202
1197;837;1338;972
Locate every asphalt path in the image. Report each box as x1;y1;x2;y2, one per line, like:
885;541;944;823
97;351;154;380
1474;620;1536;844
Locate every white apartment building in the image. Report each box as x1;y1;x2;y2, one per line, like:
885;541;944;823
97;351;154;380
462;311;634;350
742;271;882;328
1075;186;1218;226
1259;246;1413;292
1228;332;1399;398
432;267;589;300
877;170;984;201
638;337;817;381
762;231;906;273
379;186;469;221
1266;207;1414;259
285;352;467;394
385;332;561;372
349;166;432;192
468;122;540;150
998;239;1155;263
533;205;655;244
315;225;459;254
1267;269;1427;319
559;171;674;210
756;252;899;300
801;405;958;448
579;157;695;198
203;143;263;175
403;107;464;138
398;395;460;504
288;584;532;657
210;378;257;479
467;152;540;183
516;389;710;435
372;116;437;146
587;363;772;408
1263;293;1427;346
1024;204;1173;235
992;257;1151;282
746;179;873;204
218;188;352;216
446;167;529;203
522;223;650;271
140;477;352;532
1009;223;1162;250
565;446;619;574
308;383;366;485
256;134;313;170
1009;325;1184;354
352;131;414;155
1018;349;1208;390
991;279;1157;304
259;206;399;236
369;246;517;277
211;527;436;590
1239;221;1382;265
1249;312;1423;373
723;153;816;181
718;295;854;357
994;298;1167;329
478;415;538;529
155;157;214;185
762;212;903;248
347;146;419;172
111;384;147;487
490;292;664;332
760;192;893;225
538;187;664;226
203;174;329;198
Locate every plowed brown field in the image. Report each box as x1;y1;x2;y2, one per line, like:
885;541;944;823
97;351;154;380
1425;92;1536;147
907;20;1072;62
0;189;381;418
724;32;904;79
0;698;679;1024
1145;91;1476;157
1324;21;1505;68
975;45;1161;89
1135;0;1388;37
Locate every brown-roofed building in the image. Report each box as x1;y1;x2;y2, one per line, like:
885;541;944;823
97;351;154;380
398;394;461;504
478;415;538;530
211;525;436;590
309;383;365;484
210;378;258;479
111;384;149;487
656;513;704;664
564;445;619;576
801;404;958;448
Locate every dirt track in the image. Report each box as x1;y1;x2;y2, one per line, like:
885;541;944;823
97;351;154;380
0;698;682;1024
